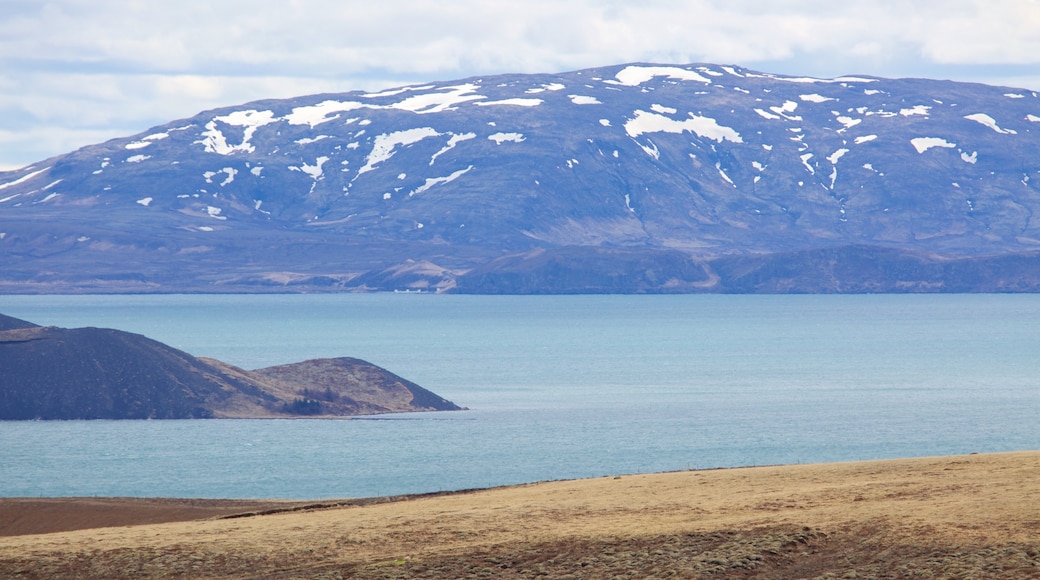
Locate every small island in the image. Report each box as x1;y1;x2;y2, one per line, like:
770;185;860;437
0;313;462;420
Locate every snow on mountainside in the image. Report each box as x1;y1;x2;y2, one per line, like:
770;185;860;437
2;63;1040;293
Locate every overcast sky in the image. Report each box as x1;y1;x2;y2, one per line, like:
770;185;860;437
2;0;1039;170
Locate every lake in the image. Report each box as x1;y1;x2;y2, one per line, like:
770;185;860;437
1;293;1038;499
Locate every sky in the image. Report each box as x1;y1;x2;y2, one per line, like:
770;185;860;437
2;0;1039;171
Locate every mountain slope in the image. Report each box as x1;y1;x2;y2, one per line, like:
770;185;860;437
2;63;1040;293
0;318;461;420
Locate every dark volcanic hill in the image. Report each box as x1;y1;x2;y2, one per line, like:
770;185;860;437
0;317;461;420
2;63;1040;293
0;314;38;331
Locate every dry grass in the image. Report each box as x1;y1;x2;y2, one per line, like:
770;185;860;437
2;451;1038;578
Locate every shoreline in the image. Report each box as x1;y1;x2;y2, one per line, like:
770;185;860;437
0;450;1033;535
3;451;1039;577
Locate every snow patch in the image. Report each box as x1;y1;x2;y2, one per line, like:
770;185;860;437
126;131;169;149
359;128;441;175
836;116;862;129
716;163;735;186
964;113;1017;134
203;168;236;186
526;83;565;93
0;168;48;193
1028;114;1040;123
475;98;543;107
800;153;815;174
206;206;227;220
126;155;150;163
219;167;236;186
488;132;525;144
911;137;956;153
197;110;277;154
961;151;978;164
827;148;849;164
754;108;781;120
1004;93;1026;99
293;157;329;180
599;119;612;127
285;101;364;127
391;83;486;113
136;197;153;206
569;95;601;105
295;135;330;145
899;105;931;116
650;104;677;114
430;132;475;165
409;165;473;196
624;110;742;143
361;84;435;99
800;94;835;103
612;65;711;86
751;73;877;84
854;135;877;144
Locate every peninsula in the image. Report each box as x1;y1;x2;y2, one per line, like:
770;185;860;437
0;313;461;420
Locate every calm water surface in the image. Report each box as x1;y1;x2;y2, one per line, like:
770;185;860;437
1;294;1038;498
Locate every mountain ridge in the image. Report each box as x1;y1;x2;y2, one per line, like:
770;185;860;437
2;63;1040;293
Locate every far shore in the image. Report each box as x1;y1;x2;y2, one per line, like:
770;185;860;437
3;451;1039;578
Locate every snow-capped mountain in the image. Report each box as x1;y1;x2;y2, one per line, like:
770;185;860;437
3;63;1040;293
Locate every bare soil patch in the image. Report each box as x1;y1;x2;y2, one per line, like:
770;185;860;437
2;451;1038;578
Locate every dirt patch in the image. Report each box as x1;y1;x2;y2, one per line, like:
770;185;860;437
0;497;302;537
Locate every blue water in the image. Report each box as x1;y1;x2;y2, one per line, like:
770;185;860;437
1;294;1038;499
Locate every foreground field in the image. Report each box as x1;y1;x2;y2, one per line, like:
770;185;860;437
2;452;1039;578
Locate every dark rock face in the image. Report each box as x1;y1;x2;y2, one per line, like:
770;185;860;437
0;317;460;420
2;63;1040;293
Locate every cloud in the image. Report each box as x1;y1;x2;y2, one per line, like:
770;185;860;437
1;0;1039;169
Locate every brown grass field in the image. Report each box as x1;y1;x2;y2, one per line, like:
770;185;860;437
1;451;1038;578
